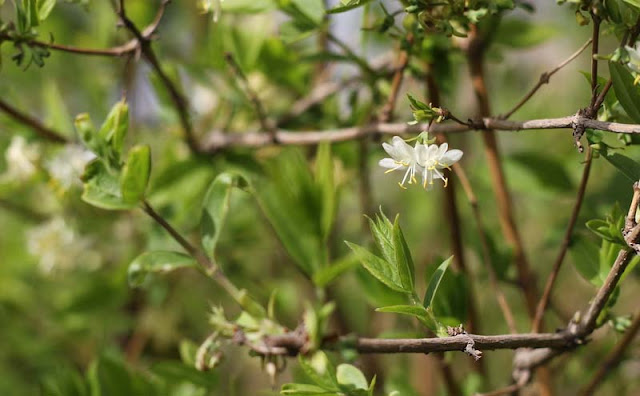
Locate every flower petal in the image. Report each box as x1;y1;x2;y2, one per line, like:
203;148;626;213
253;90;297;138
439;149;463;167
437;143;448;158
379;158;399;169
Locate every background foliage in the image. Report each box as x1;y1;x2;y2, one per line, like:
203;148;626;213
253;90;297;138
1;0;640;395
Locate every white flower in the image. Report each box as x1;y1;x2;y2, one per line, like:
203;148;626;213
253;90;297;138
45;145;95;190
417;143;463;190
378;136;421;189
3;136;40;181
27;217;99;274
626;44;640;74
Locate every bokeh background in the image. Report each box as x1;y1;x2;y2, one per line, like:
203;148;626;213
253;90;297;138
0;0;638;394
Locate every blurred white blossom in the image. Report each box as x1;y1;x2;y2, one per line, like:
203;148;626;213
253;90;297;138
27;217;99;274
2;136;40;182
45;145;95;190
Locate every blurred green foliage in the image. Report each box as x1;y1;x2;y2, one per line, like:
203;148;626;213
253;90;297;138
0;0;640;395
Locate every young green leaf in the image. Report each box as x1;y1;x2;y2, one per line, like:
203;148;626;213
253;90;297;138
424;256;453;309
392;217;415;293
376;305;438;331
610;62;640;123
120;145;151;204
298;352;339;391
345;242;404;292
81;159;136;210
127;251;197;287
201;172;249;259
336;364;368;391
281;383;338;395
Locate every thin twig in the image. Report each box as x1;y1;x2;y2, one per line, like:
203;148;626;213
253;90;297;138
589;13;602;109
378;34;413;123
141;200;238;297
578;311;640;396
0;98;69;143
326;33;376;76
117;0;199;153
0;3;166;58
531;147;593;333
225;53;276;135
502;39;592;119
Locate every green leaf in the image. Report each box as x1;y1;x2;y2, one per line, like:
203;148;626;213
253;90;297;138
424;256;453;309
570;235;603;286
82;159;136;210
87;354;134;396
508;152;573;192
494;19;556;48
98;99;129;165
315;143;336;241
367;210;395;265
336;364;368;390
392;217;415;293
610;62;640;123
201;172;249;258
298;352;339;391
345;242;404;292
120;145;151;204
599;145;640;182
255;149;327;276
281;383;339;395
312;253;359;287
127;251;197;287
38;0;56;21
623;0;640;11
326;0;373;14
428;263;469;326
151;361;218;388
376;305;438;331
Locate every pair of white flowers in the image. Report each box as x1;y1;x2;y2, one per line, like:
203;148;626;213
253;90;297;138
379;136;463;190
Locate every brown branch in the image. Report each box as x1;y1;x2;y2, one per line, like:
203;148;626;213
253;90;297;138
502;39;592;119
0;98;69;143
202;115;640;150
378;34;413;123
452;163;518;335
225;53;276;135
510;182;640;384
117;0;199;153
578;311;640;396
466;26;539;322
258;331;573;356
531;147;593;333
589;13;602;109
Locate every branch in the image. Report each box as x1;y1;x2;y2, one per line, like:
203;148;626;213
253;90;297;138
466;25;539;320
117;0;199;153
531;147;593;333
511;181;640;382
578;311;640;396
502;38;592;119
141;200;239;297
452;162;518;334
256;331;574;356
0;98;69;143
202;115;640;151
225;53;276;135
0;0;167;57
